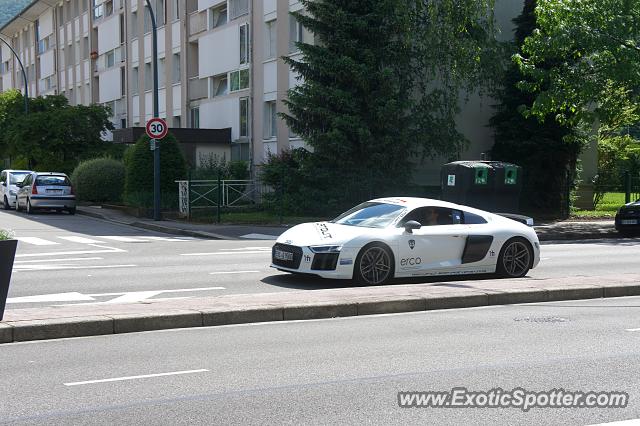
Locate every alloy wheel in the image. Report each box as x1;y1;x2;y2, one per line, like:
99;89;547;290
358;246;392;285
501;240;531;277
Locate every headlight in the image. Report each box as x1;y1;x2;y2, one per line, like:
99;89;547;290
309;245;342;253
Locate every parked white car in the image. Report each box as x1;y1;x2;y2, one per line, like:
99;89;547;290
0;169;32;210
271;197;541;285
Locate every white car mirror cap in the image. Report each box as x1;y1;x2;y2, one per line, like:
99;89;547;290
404;220;422;233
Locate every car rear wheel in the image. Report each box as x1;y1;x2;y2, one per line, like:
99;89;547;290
3;196;9;210
67;207;76;215
497;238;532;278
354;243;394;285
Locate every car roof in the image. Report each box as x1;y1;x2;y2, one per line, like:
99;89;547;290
34;172;69;176
1;169;32;173
369;197;468;210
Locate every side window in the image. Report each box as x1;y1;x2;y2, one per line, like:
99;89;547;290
0;172;5;183
23;175;32;185
463;211;488;224
399;207;462;226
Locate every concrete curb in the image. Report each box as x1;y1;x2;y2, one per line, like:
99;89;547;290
77;208;230;240
3;280;640;344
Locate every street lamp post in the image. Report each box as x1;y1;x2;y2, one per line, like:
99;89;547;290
145;0;161;221
0;37;29;114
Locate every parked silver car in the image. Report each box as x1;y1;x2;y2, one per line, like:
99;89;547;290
16;172;76;215
0;169;32;209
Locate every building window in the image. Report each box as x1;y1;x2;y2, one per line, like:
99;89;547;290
239;97;249;138
190;107;199;128
120;118;127;128
131;66;139;94
172;53;181;84
229;0;249;20
144;0;165;33
144;62;152;91
158;58;165;88
239;23;249;65
210;74;228;97
174;115;181;128
106;50;115;68
121;66;126;96
289;15;304;53
265;20;276;59
264;101;276;139
229;68;249;92
209;3;227;29
171;0;180;21
93;2;103;20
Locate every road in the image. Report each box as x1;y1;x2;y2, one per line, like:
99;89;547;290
1;296;639;425
2;209;640;310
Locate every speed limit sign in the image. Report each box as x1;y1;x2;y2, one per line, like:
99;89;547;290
145;117;168;140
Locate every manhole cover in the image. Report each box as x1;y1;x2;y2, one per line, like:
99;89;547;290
513;316;570;323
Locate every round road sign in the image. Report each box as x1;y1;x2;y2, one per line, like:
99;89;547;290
145;117;169;140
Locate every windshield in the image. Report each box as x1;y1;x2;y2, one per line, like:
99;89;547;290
9;173;29;185
35;175;71;186
331;202;407;228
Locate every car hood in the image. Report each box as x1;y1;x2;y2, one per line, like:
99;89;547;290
277;222;372;247
619;200;640;210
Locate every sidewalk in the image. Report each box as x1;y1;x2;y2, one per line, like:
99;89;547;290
2;274;639;343
77;205;621;241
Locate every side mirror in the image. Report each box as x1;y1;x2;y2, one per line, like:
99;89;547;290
15;182;23;188
404;220;422;233
1;182;5;187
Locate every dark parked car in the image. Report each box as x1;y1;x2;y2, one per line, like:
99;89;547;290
615;199;640;235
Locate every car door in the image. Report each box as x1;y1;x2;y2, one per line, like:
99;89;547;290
0;171;6;200
396;207;469;276
17;174;31;207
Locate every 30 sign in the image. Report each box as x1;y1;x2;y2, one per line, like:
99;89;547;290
145;117;168;140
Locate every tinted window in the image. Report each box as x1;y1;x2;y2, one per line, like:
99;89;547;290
399;207;462;226
9;172;29;185
331;202;407;228
463;211;488;224
0;172;5;183
35;175;71;186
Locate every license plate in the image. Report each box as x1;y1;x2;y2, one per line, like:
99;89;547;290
621;219;638;225
274;249;293;261
47;189;62;194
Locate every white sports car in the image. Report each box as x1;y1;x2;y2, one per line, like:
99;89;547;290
271;197;540;285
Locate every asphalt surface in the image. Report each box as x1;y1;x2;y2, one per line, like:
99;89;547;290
2;209;640;310
1;297;639;425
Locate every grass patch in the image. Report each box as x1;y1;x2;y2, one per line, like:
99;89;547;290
572;192;630;218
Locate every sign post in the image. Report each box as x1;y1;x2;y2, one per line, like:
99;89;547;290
146;117;168;220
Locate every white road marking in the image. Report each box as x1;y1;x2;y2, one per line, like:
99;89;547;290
15;244;126;258
57;236;104;244
209;270;260;275
240;233;278;240
100;236;147;243
142;236;195;241
14;257;103;264
588;420;640;426
16;237;60;246
87;286;226;297
180;250;270;256
625;328;640;332
63;369;210;386
13;264;136;272
6;292;95;304
101;291;163;304
225;247;271;251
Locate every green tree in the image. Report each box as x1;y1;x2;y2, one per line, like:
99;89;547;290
282;0;498;209
515;0;640;127
490;0;584;214
124;132;186;208
0;92;114;173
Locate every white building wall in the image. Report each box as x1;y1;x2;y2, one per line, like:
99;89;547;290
198;25;239;78
97;16;120;54
38;9;53;37
98;67;121;103
40;50;54;77
200;97;240;140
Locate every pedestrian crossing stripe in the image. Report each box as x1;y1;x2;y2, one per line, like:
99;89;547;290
15;235;196;246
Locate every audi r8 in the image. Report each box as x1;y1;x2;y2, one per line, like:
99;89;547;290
271;197;540;285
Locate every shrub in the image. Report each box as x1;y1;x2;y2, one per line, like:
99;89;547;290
71;157;125;203
0;229;13;240
124;132;186;207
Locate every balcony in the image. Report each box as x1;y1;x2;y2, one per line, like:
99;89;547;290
189;11;207;37
188;77;208;101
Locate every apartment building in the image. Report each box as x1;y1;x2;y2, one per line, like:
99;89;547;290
3;0;588;190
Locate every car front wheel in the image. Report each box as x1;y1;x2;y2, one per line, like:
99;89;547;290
3;196;9;210
354;243;394;285
497;237;532;278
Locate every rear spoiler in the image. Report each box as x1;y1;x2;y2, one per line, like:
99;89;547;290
495;213;534;227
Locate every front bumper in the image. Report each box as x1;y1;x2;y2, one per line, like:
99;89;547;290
30;195;76;209
271;243;357;279
615;213;640;231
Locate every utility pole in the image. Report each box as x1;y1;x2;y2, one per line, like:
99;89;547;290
145;0;161;221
